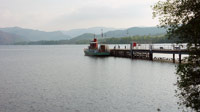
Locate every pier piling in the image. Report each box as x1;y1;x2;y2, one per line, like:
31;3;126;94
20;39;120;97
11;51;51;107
109;44;188;63
179;53;182;63
173;53;175;63
149;52;153;61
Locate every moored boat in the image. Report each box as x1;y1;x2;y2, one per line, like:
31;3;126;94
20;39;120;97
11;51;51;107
84;38;110;56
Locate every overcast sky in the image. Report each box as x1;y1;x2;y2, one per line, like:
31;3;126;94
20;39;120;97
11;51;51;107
0;0;160;31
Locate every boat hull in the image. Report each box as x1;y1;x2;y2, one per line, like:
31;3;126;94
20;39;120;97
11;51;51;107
84;49;110;56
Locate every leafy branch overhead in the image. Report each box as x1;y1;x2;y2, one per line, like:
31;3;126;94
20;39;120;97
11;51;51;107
153;0;200;111
153;0;200;44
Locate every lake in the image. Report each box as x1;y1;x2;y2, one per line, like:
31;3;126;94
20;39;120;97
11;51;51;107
0;45;179;112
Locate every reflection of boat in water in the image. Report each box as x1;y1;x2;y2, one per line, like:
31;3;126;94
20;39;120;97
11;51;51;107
84;38;110;56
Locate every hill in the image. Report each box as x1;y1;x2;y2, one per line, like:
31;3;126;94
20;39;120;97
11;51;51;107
14;34;179;45
0;26;167;45
0;31;26;44
67;33;94;44
62;27;118;37
0;27;71;41
103;27;166;38
71;27;166;41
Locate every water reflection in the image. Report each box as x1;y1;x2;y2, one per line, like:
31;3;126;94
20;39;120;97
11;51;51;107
0;45;179;112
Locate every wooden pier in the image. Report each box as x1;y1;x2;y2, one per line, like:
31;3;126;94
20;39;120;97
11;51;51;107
109;44;189;63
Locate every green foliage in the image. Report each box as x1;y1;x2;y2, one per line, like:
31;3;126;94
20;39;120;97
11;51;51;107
14;40;70;45
153;0;200;111
14;35;177;45
153;0;200;44
85;35;177;44
176;48;200;111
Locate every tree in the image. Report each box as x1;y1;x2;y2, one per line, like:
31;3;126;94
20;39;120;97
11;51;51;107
153;0;200;111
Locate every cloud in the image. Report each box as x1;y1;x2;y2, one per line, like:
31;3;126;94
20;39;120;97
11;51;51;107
0;0;160;31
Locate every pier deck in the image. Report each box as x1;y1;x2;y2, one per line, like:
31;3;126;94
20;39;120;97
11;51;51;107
109;47;189;63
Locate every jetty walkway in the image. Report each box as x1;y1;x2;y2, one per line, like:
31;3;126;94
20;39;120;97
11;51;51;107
109;44;189;63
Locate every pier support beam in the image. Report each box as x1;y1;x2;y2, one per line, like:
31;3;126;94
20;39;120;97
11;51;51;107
124;51;126;57
130;43;133;59
149;44;153;61
173;53;175;63
179;53;182;63
149;52;153;61
115;50;118;57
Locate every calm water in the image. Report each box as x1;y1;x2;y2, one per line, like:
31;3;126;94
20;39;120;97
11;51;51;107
0;45;179;112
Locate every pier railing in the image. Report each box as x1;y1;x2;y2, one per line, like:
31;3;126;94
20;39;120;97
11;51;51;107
132;44;187;50
110;44;189;63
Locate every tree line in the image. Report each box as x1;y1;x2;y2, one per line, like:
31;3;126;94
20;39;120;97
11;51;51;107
14;35;179;45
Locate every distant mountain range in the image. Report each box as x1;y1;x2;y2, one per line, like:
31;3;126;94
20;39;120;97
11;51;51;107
62;27;118;37
0;30;26;45
71;27;166;41
0;27;71;42
104;27;166;37
0;26;166;45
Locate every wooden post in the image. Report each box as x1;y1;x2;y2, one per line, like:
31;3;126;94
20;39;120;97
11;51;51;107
179;53;181;63
115;49;117;57
149;44;153;61
130;43;133;59
179;45;182;64
149;52;153;61
114;48;116;57
173;53;175;63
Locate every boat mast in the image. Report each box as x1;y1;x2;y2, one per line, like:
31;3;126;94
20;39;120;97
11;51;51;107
94;33;96;39
101;29;104;38
127;29;129;37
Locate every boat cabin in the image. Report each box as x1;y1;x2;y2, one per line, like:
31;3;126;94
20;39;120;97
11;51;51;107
89;38;98;49
99;44;109;52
